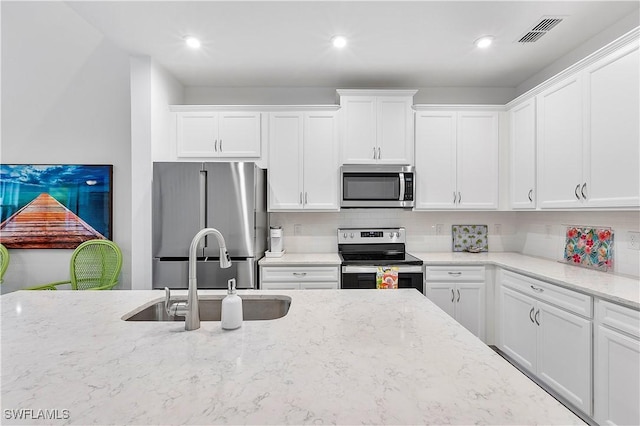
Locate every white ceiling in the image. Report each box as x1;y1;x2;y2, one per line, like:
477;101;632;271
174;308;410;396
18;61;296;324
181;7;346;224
65;1;639;88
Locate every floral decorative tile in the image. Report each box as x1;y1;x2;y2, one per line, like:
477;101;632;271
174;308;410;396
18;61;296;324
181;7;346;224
452;225;488;252
563;226;614;272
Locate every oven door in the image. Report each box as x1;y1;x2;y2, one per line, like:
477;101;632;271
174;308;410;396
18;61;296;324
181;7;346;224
341;265;424;293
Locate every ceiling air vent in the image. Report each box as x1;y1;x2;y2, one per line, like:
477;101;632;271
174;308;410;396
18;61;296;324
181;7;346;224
518;16;564;43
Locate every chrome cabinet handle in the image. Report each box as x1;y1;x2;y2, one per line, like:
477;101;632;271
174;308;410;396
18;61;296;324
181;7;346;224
448;271;462;276
534;309;540;326
529;307;535;323
581;183;587;199
530;285;544;293
219;139;222;152
453;192;457;204
378;147;381;160
451;289;455;302
214;139;218;152
458;192;461;204
373;147;377;159
304;192;308;205
293;272;307;277
456;289;460;302
528;189;533;202
299;192;303;205
575;184;581;200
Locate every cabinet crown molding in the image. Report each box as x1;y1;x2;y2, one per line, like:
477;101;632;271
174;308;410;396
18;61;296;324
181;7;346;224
336;89;418;97
170;105;340;112
413;104;505;112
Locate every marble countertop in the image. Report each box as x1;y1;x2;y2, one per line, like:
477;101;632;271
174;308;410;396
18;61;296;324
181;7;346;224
259;252;341;266
1;289;583;425
260;251;639;309
412;252;640;309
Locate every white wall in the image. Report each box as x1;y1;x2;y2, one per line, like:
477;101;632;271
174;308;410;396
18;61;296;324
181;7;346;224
130;57;184;289
1;2;132;292
515;211;640;278
184;86;516;105
270;211;520;254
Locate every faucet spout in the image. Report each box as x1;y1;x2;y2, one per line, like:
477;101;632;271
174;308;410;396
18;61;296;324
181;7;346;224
181;228;231;331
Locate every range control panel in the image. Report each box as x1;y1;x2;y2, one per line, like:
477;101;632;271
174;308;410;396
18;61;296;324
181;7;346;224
337;227;405;244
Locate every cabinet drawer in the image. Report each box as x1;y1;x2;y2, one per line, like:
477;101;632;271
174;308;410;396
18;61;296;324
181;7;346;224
261;266;339;282
500;269;593;318
425;266;485;282
596;299;640;338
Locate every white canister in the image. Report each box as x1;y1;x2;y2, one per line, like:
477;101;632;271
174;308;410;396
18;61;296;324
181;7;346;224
270;226;283;253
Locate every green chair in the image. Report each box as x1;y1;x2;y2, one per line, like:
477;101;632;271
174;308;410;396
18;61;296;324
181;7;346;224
0;243;9;284
28;240;122;290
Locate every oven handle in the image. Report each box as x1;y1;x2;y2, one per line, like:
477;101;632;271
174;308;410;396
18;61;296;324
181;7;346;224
399;172;405;201
342;265;423;274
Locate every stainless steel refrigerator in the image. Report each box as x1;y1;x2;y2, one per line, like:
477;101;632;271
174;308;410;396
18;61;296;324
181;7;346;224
152;162;266;289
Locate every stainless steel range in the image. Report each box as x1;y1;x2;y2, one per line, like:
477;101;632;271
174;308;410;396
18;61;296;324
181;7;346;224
338;227;424;292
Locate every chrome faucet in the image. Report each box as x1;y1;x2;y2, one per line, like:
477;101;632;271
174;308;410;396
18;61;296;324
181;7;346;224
165;228;232;331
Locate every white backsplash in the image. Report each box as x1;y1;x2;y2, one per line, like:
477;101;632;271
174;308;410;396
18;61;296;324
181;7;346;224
269;210;640;278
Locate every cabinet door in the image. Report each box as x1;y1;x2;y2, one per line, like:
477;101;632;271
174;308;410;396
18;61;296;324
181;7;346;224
425;284;456;318
268;113;303;210
537;75;584;208
377;96;413;164
499;286;537;373
341;96;377;164
303;112;339;210
217;112;261;157
510;99;537;209
457;112;499;209
536;301;592;415
414;112;457;209
594;325;640;426
176;111;218;157
583;42;640;208
456;283;485;341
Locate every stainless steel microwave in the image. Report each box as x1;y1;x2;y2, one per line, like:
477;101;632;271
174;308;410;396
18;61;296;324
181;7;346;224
340;165;415;208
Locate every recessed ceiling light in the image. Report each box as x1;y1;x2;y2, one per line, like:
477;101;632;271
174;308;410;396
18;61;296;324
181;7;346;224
184;36;201;49
331;35;347;49
475;36;494;49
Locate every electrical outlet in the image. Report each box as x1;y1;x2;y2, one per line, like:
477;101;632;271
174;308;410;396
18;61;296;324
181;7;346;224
628;231;640;250
294;224;302;236
435;224;444;235
494;224;501;235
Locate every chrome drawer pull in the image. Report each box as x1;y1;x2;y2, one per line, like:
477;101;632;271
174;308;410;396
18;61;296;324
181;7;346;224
293;272;307;277
530;285;544;293
447;272;462;276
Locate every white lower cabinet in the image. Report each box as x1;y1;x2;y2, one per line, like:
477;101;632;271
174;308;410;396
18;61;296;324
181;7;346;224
425;266;486;341
498;270;592;416
260;266;339;290
594;300;640;426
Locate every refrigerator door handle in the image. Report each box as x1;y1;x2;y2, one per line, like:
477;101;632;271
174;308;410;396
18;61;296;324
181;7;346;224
199;170;207;250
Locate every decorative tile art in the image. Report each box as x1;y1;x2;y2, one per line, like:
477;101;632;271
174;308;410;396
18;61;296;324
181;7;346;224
452;225;488;252
563;226;614;272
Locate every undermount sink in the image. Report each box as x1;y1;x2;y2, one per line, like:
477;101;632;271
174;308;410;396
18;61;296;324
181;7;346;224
123;295;291;322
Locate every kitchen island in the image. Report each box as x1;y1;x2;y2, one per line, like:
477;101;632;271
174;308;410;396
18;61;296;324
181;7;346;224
1;289;583;425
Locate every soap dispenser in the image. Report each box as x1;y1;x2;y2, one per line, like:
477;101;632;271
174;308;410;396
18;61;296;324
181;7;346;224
221;278;243;330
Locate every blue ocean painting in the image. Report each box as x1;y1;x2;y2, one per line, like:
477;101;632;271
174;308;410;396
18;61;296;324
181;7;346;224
0;164;112;248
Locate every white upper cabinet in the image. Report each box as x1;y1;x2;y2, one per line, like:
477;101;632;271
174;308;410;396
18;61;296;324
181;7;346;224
415;109;499;210
509;98;537;209
583;41;640;208
268;110;339;211
175;110;261;158
537;74;584;209
338;90;415;165
536;38;640;209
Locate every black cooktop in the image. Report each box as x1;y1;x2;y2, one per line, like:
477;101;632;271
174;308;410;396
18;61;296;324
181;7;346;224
339;251;423;266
